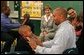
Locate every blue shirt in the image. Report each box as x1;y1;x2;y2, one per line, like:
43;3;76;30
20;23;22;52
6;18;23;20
1;13;21;32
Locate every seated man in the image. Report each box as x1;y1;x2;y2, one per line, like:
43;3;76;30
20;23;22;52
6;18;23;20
1;5;21;53
18;25;42;53
27;7;77;54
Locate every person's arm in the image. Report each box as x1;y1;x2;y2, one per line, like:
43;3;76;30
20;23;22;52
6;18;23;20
47;19;57;32
42;40;54;48
21;19;27;25
35;29;70;54
40;16;45;32
1;17;21;29
32;35;43;46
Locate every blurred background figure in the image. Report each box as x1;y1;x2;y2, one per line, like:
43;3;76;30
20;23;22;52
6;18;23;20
1;5;21;53
15;14;34;53
21;13;34;33
67;7;82;40
76;11;83;54
67;7;77;26
39;5;57;42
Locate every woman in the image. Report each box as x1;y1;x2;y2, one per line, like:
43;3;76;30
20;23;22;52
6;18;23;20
76;11;83;54
39;5;57;42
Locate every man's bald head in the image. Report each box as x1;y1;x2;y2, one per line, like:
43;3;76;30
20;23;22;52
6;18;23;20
53;7;67;18
53;7;67;25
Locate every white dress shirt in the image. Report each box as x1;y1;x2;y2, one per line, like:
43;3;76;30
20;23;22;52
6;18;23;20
44;13;52;22
35;20;76;54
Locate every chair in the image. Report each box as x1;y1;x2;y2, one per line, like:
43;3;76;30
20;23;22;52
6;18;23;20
4;51;29;54
1;41;6;52
63;48;78;54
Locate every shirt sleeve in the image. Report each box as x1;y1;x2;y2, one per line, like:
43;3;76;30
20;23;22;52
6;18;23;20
4;23;21;29
35;29;70;54
42;40;53;48
40;16;45;32
1;17;21;29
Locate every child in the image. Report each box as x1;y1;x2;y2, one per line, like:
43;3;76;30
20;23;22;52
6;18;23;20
18;25;43;50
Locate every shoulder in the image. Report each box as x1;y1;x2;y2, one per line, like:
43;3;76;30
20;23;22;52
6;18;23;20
1;14;4;18
41;15;46;20
50;13;54;20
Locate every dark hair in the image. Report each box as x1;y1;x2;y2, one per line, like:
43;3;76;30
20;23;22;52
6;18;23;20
1;5;9;13
79;11;83;22
77;11;83;22
24;13;30;19
75;15;83;31
67;7;74;11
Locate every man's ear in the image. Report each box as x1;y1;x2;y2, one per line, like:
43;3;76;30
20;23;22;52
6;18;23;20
60;15;63;19
60;15;65;21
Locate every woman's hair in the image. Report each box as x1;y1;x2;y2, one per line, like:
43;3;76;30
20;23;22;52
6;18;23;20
67;7;75;11
43;4;52;11
76;10;83;22
79;11;83;22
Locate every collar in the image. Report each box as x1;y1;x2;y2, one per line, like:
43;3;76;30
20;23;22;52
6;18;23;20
44;13;52;22
58;20;70;28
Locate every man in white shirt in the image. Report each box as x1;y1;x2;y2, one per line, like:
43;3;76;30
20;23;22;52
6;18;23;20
28;7;76;54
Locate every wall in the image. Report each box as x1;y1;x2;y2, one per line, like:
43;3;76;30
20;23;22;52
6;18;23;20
8;1;83;36
43;1;83;14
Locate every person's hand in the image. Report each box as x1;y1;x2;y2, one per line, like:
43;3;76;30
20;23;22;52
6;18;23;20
28;37;37;50
33;36;43;46
43;31;48;36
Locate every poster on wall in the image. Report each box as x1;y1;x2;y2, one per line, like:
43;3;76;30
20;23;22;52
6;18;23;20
21;1;43;20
